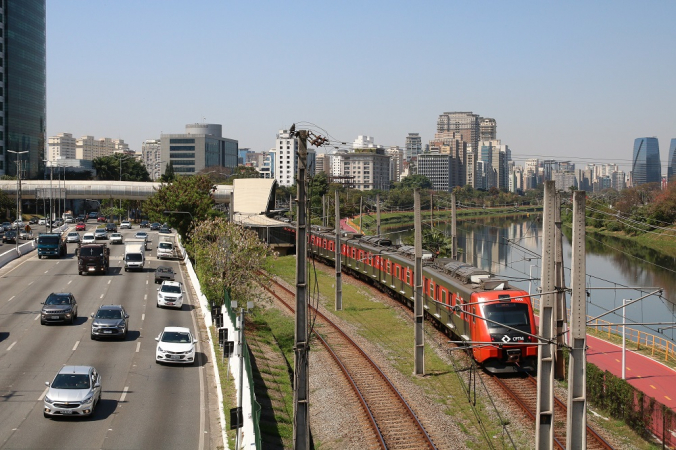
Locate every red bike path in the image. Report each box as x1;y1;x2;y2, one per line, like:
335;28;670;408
339;219;676;410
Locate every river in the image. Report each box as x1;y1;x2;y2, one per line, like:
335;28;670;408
388;216;676;342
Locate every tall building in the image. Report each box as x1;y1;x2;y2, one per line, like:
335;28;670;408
2;0;46;178
437;112;480;154
48;133;77;161
386;146;403;182
141;139;162;180
76;136;130;160
668;139;676;183
353;135;375;149
480;118;497;141
273;129;297;187
160;123;238;177
404;133;422;161
340;148;390;191
417;153;454;191
631;137;661;186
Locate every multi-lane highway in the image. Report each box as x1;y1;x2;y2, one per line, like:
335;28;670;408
0;223;215;449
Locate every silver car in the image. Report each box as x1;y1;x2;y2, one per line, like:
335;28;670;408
66;232;80;243
44;365;101;418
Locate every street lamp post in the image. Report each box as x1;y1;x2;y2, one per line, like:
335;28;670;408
43;160;54;233
8;150;28;255
118;154;133;216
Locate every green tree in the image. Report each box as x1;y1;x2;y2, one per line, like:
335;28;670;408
160;162;176;183
143;175;219;239
399;174;432;190
92;155;151;182
189;217;275;304
227;165;260;184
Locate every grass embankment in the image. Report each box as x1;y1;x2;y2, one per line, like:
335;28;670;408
265;255;533;449
584;225;676;259
209;327;238;449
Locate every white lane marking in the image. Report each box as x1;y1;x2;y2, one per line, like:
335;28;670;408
28;281;33;285
72;340;80;351
144;294;147;300
8;296;14;302
141;313;145;321
146;280;148;285
7;341;17;351
68;280;72;285
34;314;39;321
119;386;129;402
136;342;141;353
56;262;60;265
38;387;49;401
100;294;104;299
44;271;49;274
108;280;111;285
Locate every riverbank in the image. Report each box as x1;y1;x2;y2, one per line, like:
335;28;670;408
582;225;676;259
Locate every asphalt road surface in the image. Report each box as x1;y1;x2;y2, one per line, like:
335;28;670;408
0;224;213;449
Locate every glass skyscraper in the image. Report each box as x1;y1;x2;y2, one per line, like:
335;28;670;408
668;139;676;183
2;0;46;178
632;137;661;186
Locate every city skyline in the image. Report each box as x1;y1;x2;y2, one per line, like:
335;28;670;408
46;1;675;174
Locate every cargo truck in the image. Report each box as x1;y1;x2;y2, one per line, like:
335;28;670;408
124;241;145;272
37;233;67;259
157;235;176;260
76;243;110;275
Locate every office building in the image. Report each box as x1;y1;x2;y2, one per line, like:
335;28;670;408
353;135;375;149
611;170;626;191
631;137;661;186
48;133;77;161
271;129;315;187
1;0;46;178
480;118;497;141
404;133;422;161
160;123;238;176
141;139;162;180
386;146;403;182
75;136;129;160
417;153;454;191
668;139;676;183
437;112;480;154
340;148;390;191
553;171;577;191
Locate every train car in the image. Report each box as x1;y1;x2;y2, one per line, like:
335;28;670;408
308;226;538;374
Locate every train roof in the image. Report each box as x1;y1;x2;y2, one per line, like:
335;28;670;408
398;245;434;260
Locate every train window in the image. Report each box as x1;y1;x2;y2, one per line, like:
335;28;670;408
396;266;400;279
387;260;391;273
424;278;429;295
351;248;356;258
406;270;411;285
368;254;373;266
472;307;476;323
441;290;446;304
435;285;440;302
328;241;334;251
323;239;327;248
430;281;435;298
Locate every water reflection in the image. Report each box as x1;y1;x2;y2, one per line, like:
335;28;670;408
390;217;676;342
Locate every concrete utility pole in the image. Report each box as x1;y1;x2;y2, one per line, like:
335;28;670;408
430;192;433;229
536;180;556;450
566;190;587;449
554;191;567;380
414;189;424;375
229;191;234;222
451;192;458;260
335;190;342;311
322;194;326;227
293;129;310;450
376;193;381;237
359;196;363;233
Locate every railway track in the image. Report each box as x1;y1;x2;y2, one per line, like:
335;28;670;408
262;276;437;450
493;374;613;449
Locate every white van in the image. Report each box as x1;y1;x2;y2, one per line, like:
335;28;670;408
124;243;145;271
157;235;175;260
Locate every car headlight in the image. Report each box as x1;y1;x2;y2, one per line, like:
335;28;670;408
117;323;126;329
44;396;53;404
158;346;165;352
82;393;94;404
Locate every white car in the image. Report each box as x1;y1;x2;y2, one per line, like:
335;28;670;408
43;365;101;418
66;232;80;243
134;231;149;242
12;220;24;229
155;326;196;364
120;221;131;229
81;233;96;244
156;281;184;309
38;218;46;225
109;233;123;245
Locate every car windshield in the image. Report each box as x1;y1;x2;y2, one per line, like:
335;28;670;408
159;243;172;249
157;267;172;273
161;285;181;294
95;309;122;319
51;373;90;390
126;254;143;262
68;233;78;237
136;233;147;237
45;294;71;305
38;236;60;245
95;230;106;234
161;331;191;343
79;247;103;257
83;235;94;240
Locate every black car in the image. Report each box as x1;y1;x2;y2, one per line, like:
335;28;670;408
140;220;149;228
3;230;17;243
154;266;175;284
29;217;40;224
150;222;161;230
90;305;129;340
159;226;172;234
41;293;78;325
105;223;117;232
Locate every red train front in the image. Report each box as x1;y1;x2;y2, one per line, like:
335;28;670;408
469;289;538;374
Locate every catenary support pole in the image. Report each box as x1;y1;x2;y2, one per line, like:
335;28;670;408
536;180;556;450
430;192;433;229
414;188;424;375
376;193;381;237
566;190;587;449
554;191;567;380
359;196;363;233
335;190;342;311
293;130;310;450
451;192;457;260
322;194;326;228
229;191;234;222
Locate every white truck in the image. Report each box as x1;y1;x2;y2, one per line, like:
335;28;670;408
124;242;145;272
157;235;176;260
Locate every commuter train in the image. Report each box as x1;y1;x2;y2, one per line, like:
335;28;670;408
308;227;538;374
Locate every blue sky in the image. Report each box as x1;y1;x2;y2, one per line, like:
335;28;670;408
46;1;676;173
